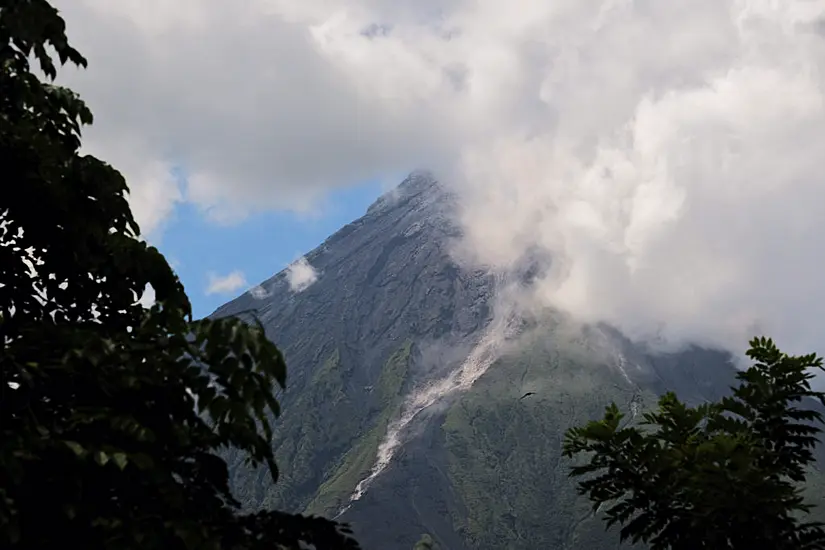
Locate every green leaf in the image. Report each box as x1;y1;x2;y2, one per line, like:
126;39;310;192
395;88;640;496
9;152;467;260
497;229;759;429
94;450;109;466
64;441;85;456
112;452;128;470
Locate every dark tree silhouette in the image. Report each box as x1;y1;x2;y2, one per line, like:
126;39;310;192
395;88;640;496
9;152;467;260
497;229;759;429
0;1;360;548
564;337;825;550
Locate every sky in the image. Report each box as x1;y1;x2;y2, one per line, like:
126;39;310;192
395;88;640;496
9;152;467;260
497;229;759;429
53;0;825;359
153;175;382;318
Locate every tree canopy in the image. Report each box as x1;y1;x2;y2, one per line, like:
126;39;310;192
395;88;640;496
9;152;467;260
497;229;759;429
564;337;825;550
0;1;359;548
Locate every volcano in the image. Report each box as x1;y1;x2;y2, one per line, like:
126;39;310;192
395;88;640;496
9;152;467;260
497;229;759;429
212;172;825;550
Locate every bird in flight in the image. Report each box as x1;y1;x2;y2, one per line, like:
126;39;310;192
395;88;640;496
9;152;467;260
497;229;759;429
520;391;536;400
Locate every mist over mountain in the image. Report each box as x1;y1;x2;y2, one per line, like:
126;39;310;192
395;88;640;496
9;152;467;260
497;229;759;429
212;173;825;550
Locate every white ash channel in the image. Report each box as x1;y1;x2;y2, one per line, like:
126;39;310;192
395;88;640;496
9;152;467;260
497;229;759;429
335;306;521;518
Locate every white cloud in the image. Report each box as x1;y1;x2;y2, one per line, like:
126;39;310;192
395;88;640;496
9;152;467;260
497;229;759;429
249;285;270;300
53;0;825;357
445;1;825;358
206;271;248;296
53;0;437;227
89;138;181;240
285;257;319;293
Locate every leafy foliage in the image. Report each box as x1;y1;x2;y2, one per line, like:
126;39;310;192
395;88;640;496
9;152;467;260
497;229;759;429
563;337;825;550
0;1;359;548
443;338;655;549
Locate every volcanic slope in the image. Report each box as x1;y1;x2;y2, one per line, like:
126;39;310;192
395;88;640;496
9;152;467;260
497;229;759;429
212;173;825;550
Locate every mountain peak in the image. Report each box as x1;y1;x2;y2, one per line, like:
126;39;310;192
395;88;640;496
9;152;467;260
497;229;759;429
365;170;444;217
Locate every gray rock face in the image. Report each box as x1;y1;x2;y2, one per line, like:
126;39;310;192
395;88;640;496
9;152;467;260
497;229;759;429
213;171;495;401
212;173;825;550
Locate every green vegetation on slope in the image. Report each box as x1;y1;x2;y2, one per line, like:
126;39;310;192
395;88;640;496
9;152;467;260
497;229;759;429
306;341;414;516
228;347;357;511
441;336;651;549
227;341;415;518
438;339;825;549
220;314;825;550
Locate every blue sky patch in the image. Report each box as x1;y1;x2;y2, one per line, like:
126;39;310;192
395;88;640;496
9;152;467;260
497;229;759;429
157;180;384;318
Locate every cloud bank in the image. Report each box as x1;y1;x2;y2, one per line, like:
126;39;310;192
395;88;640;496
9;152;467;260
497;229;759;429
446;1;825;356
56;0;825;356
285;257;319;293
